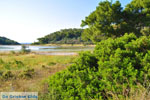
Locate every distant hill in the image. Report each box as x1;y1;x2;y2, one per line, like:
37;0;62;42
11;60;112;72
33;28;92;45
0;37;20;45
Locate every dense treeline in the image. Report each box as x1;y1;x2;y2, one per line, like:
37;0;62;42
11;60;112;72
0;37;20;45
34;28;92;44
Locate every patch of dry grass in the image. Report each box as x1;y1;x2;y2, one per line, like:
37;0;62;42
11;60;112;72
0;53;77;94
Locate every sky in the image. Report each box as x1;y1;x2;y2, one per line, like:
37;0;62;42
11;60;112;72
0;0;132;43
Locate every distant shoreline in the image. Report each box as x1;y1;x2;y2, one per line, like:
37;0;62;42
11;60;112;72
0;44;94;55
31;43;95;47
0;43;95;46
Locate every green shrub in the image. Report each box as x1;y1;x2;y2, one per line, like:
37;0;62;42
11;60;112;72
141;27;150;36
48;62;56;66
12;60;24;69
3;62;11;70
2;71;14;80
0;59;4;64
19;68;35;79
2;60;24;70
20;45;31;54
47;33;150;100
0;71;3;76
10;51;16;55
42;65;46;69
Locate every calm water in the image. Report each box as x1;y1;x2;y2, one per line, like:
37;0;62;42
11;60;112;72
0;45;94;52
0;45;57;51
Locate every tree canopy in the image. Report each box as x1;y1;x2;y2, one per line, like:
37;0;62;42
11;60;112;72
81;0;150;43
0;37;20;45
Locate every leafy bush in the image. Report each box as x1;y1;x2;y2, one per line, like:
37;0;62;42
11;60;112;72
20;45;31;53
12;60;24;69
2;71;14;80
0;71;3;76
46;33;150;100
0;59;4;64
141;27;150;36
48;62;56;66
3;62;11;70
19;68;35;79
10;51;16;55
1;60;25;70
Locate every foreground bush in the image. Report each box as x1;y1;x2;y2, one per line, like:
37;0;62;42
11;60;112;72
46;33;150;100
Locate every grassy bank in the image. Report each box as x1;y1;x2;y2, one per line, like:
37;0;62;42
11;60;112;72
0;52;77;95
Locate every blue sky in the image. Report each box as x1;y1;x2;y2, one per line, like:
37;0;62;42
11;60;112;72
0;0;131;43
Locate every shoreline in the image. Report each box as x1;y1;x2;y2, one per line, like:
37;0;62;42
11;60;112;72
36;52;78;56
0;44;94;55
31;44;95;47
0;51;79;56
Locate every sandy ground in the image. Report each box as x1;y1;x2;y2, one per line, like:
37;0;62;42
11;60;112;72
36;52;78;55
0;51;78;56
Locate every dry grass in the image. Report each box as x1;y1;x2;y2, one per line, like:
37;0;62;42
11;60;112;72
0;53;77;94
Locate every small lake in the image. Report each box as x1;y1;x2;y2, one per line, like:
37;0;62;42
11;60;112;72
0;45;94;52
